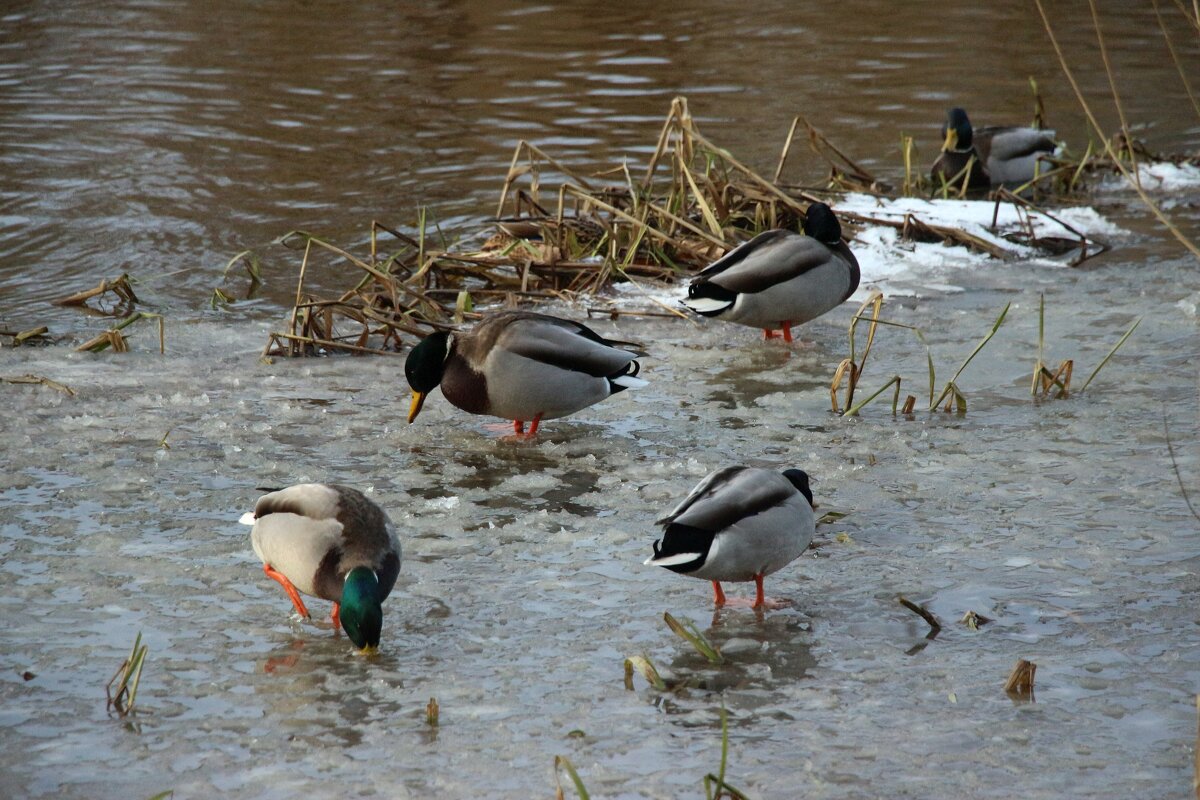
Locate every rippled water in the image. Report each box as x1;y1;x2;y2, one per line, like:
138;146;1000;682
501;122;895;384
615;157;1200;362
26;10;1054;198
2;2;1199;799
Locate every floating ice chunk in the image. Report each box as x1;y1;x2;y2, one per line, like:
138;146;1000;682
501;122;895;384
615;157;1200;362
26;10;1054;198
424;496;460;511
1132;162;1200;192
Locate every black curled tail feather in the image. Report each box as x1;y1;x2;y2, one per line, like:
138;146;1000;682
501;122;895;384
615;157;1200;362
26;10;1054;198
607;358;642;394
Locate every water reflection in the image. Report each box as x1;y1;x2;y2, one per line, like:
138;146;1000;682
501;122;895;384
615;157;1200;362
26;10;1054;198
650;609;816;725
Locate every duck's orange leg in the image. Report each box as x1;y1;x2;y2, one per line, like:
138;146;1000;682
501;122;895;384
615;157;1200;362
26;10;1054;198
263;564;311;619
762;329;778;340
712;581;727;607
781;322;794;343
752;574;766;608
331;603;341;633
525;413;543;438
513;419;526;435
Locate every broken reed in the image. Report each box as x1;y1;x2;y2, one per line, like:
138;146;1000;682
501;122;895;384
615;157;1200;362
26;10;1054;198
1031;293;1142;399
554;704;748;800
834;291;1140;416
76;311;165;354
832;292;1010;417
248;95;1127;359
106;631;148;717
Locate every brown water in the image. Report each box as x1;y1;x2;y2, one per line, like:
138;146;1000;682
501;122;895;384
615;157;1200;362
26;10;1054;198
2;0;1198;318
2;2;1200;799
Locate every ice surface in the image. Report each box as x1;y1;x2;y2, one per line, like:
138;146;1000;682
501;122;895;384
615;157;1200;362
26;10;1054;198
2;241;1197;799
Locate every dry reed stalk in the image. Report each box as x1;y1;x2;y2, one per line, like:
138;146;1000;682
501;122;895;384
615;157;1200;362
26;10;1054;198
54;274;139;311
1034;0;1200;261
1153;0;1200;122
2;374;76;396
898;596;942;636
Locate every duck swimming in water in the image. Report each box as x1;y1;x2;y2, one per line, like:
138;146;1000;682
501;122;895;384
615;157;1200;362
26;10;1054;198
931;107;1059;192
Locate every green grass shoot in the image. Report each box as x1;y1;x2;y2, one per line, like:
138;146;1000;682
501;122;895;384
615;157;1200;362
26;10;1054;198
553;755;591;800
106;631;148;717
703;705;751;800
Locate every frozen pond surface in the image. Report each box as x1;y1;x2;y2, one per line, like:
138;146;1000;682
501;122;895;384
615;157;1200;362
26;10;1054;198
2;243;1199;798
2;0;1200;797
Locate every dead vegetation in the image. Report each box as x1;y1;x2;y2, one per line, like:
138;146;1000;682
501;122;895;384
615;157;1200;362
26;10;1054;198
239;94;1175;359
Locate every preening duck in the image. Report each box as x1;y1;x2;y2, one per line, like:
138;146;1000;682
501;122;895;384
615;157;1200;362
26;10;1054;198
240;483;401;653
681;203;860;342
404;310;647;437
931;107;1059;191
645;466;815;608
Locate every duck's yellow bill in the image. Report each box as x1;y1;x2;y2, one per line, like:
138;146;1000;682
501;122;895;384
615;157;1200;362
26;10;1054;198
408;390;427;423
942;128;958;152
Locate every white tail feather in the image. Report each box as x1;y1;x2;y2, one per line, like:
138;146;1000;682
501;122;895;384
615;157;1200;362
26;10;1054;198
645;551;701;567
238;512;257;526
613;374;649;389
682;296;732;314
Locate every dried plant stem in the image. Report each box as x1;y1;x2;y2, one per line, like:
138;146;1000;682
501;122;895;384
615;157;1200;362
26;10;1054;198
1088;0;1138;179
1163;406;1200;522
1004;658;1037;699
898;596;942;635
1153;0;1200;122
1034;0;1200;261
1079;316;1141;392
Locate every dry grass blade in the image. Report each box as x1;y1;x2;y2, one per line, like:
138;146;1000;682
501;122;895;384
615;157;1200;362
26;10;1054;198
843;375;903;417
831;291;884;412
77;312;165;354
1034;0;1200;261
1164;406;1200;522
1;326;50;345
623;656;666;691
1079;317;1141;392
663;612;723;663
54;274;139;313
1153;0;1200;122
931;302;1010;412
3;374;76;396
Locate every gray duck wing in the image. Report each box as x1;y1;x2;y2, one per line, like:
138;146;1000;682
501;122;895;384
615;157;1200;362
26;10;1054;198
977;126;1057;162
693;230;831;295
496;313;641;377
660;467;796;533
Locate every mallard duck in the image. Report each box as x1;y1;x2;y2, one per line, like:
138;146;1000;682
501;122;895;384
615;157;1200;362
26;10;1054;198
239;483;401;653
645;466;815;608
931;107;1059;191
680;203;860;342
404;310;647;437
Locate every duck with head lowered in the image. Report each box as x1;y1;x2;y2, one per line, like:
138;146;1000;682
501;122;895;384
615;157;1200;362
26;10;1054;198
645;466;815;609
680;203;860;343
240;483;401;654
931;106;1060;192
404;310;647;438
